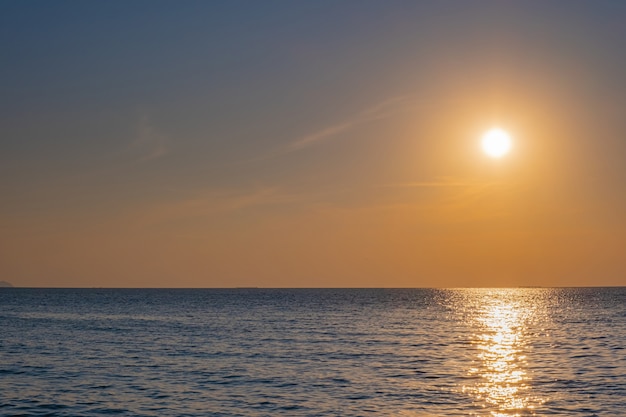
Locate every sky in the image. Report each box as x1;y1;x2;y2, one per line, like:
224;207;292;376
1;1;625;288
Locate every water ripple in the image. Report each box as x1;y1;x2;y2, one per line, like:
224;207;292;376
1;288;625;416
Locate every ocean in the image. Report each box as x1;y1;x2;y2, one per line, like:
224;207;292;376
1;288;624;416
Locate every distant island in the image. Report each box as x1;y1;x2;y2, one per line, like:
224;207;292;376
0;281;14;287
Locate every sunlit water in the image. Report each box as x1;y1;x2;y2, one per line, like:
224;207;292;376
1;288;625;416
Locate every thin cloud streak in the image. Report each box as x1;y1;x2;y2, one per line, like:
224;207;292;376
249;96;410;162
384;181;471;188
285;96;408;152
382;175;490;188
131;187;311;229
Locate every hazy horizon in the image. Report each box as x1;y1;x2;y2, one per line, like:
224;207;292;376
3;285;625;289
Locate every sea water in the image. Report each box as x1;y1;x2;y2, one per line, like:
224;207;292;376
1;288;625;416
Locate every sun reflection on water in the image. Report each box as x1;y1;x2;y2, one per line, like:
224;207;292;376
458;289;546;416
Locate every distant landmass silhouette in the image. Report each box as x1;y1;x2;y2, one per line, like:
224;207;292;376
0;281;14;287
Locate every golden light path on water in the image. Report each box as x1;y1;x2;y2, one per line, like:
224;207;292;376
457;289;547;416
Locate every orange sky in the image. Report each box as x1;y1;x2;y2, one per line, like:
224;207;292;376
1;2;625;287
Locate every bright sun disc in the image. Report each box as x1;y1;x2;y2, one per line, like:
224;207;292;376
481;128;512;158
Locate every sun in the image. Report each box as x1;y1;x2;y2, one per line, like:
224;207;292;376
481;128;512;158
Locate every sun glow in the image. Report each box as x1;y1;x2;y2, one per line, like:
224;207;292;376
482;128;512;158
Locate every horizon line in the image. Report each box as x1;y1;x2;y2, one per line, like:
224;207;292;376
2;286;625;290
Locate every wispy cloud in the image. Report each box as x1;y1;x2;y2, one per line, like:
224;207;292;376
287;97;407;151
383;178;472;188
130;114;169;162
379;176;516;215
132;187;308;228
251;96;410;162
382;175;515;193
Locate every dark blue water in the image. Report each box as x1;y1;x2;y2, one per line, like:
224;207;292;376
1;288;625;416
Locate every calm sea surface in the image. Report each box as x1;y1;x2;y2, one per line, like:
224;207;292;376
1;288;625;416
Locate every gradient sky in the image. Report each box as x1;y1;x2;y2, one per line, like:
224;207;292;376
1;1;625;287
